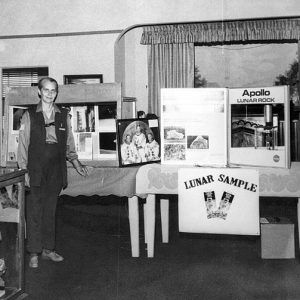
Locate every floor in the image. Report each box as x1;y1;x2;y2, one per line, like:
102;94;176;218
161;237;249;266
20;195;300;300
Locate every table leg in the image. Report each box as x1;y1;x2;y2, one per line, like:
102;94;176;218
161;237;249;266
298;198;300;249
128;196;139;257
143;204;147;244
160;199;169;243
146;194;156;258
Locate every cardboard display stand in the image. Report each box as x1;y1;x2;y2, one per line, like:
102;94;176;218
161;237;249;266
228;86;290;168
160;86;290;168
260;217;295;259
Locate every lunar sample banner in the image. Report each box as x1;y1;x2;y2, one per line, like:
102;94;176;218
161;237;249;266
178;168;259;235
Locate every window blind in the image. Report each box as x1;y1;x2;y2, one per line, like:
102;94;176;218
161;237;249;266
2;67;48;98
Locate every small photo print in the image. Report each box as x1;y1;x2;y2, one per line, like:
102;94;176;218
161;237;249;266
217;191;234;220
78;133;92;152
164;126;185;142
204;191;217;219
70;106;95;132
164;144;186;161
187;135;209;149
73;132;93;160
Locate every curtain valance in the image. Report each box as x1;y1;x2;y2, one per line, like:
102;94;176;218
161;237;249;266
141;18;300;45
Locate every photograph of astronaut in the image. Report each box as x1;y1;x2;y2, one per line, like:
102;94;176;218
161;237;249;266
116;118;160;167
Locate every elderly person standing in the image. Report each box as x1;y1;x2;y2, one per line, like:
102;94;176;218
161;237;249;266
18;77;88;268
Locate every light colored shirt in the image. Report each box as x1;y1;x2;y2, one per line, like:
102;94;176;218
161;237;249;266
17;101;78;170
121;142;137;165
145;140;159;161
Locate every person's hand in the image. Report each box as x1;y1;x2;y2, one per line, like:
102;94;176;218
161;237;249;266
25;173;30;187
76;165;89;176
72;159;89;176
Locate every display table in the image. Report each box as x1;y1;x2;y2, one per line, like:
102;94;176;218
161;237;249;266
61;161;141;257
136;162;300;257
0;168;27;299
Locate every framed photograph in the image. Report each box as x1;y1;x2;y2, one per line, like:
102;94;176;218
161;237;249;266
116;118;160;167
64;74;103;85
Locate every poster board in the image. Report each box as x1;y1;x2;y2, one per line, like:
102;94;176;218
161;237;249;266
161;88;228;166
228;86;290;168
178;168;260;235
160;86;290;168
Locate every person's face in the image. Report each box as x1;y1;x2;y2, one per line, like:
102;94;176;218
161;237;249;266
148;133;153;142
39;80;57;104
136;125;141;133
125;135;131;143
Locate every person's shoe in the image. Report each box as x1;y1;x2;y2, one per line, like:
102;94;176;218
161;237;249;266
0;277;5;297
42;249;64;262
0;289;5;298
29;254;38;268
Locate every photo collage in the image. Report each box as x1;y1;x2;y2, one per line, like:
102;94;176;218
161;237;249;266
7;103;118;163
160;88;227;166
68;103;117;160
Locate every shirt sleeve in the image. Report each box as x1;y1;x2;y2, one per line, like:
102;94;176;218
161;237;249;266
66;114;78;161
17;110;30;170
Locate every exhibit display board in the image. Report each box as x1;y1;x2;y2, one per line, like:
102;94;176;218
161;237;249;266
160;86;290;168
178;168;260;235
69;104;117;160
1;83;122;167
160;88;228;166
228;86;290;168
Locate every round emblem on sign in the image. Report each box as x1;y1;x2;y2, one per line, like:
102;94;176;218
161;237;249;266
273;155;280;162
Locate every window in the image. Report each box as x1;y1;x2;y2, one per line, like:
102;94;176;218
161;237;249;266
194;43;298;95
